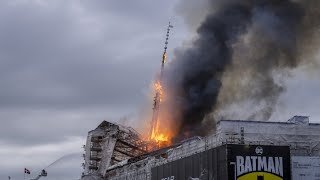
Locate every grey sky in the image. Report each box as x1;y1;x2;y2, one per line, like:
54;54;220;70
0;0;187;179
0;1;319;180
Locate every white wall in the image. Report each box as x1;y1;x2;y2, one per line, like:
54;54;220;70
292;156;320;180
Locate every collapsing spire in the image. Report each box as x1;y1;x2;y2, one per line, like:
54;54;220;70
149;22;173;143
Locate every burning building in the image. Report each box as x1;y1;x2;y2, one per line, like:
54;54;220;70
81;1;320;179
81;116;320;180
81;121;155;179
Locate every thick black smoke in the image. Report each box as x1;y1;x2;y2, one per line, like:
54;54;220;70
164;0;320;138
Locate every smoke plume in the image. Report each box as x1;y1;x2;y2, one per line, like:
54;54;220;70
163;0;320;139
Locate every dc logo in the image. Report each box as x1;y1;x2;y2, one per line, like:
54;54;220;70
255;146;263;155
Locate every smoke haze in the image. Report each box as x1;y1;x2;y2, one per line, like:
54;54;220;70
164;0;320;138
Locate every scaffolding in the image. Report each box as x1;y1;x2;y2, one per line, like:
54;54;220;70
103;117;320;180
83;121;156;177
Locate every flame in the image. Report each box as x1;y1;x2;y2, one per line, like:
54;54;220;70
150;127;172;148
151;132;169;142
149;80;174;148
162;52;167;64
154;81;164;102
149;111;173;148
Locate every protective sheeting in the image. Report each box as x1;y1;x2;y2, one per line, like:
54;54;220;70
292;156;320;180
217;120;320;156
103;118;320;179
80;175;103;180
99;137;117;176
105;158;152;180
83;121;121;176
82;120;149;179
166;137;206;162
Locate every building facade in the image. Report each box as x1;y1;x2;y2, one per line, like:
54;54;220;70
82;116;320;180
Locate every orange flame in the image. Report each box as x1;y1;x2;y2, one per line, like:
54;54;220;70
149;80;174;148
162;52;167;64
154;81;164;102
150;128;172;148
151;132;169;142
150;119;170;143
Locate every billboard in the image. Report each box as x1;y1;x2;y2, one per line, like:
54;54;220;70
291;156;320;180
227;145;291;180
151;144;291;180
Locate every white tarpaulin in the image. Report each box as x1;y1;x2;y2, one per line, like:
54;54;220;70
292;156;320;180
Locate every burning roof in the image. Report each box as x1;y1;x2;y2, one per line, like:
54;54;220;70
156;0;320;140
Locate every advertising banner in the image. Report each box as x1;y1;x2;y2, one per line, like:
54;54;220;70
227;145;291;180
151;144;291;180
